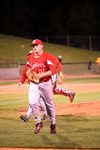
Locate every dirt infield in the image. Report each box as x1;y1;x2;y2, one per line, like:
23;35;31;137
0;148;91;150
0;82;100;116
0;148;72;150
0;79;100;150
0;148;74;150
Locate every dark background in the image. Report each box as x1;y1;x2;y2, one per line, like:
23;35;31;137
0;0;100;37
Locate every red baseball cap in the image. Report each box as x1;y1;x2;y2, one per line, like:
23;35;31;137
32;39;43;45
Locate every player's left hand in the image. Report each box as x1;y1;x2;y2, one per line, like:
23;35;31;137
26;70;39;84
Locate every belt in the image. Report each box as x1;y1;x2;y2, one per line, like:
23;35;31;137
30;81;39;84
30;79;50;84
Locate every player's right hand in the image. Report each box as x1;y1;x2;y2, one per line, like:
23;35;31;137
18;82;22;87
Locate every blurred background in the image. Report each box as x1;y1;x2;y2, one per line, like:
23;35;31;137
0;0;100;80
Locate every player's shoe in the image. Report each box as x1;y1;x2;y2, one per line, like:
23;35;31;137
42;114;49;120
34;122;43;134
69;91;75;103
50;124;56;134
20;114;29;122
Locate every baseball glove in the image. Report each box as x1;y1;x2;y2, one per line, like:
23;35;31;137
26;69;39;84
57;72;64;84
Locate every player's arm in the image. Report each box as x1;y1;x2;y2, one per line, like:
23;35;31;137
38;64;56;79
47;53;63;71
18;64;28;86
48;54;64;84
38;70;52;79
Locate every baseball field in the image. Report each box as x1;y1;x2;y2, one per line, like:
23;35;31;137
0;75;100;150
0;34;100;150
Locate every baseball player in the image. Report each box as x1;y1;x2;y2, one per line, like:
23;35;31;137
18;39;57;134
19;46;75;123
26;47;75;102
18;63;49;121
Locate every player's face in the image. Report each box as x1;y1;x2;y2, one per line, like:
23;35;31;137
32;44;43;56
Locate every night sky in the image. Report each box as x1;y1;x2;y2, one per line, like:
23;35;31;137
0;0;100;37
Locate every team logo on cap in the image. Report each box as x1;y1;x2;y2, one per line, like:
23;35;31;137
32;39;43;45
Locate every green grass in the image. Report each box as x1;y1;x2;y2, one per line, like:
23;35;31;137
0;34;100;63
0;80;27;85
1;34;100;74
54;92;100;103
0;34;100;148
0;77;100;85
0;81;18;85
65;77;100;83
0;91;100;110
0;115;100;148
0;84;100;148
